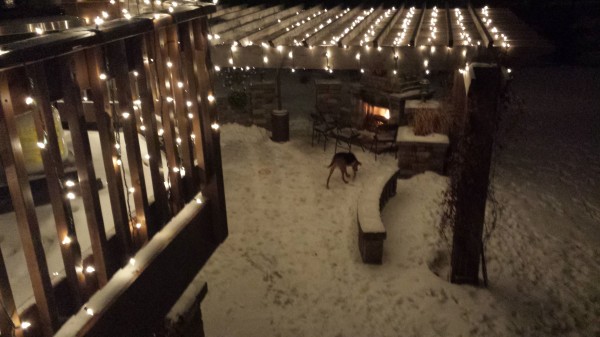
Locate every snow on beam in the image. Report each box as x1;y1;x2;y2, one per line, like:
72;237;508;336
240;5;322;47
468;4;492;47
210;5;265;29
220;4;305;42
304;7;361;47
338;6;383;47
209;4;246;20
212;5;284;34
409;4;426;47
373;4;403;48
269;6;341;47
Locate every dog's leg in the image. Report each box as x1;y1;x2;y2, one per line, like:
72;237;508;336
341;167;349;184
326;166;335;189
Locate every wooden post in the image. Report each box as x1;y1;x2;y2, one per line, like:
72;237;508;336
0;71;59;337
26;62;88;306
81;48;133;263
105;40;150;247
127;35;171;228
450;65;501;285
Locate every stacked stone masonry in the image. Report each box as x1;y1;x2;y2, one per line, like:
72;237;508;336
397;141;448;176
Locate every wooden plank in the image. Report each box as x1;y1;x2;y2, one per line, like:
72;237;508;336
219;5;305;42
151;29;185;213
240;6;322;47
60;56;111;286
374;4;404;47
166;25;197;200
105;40;150;247
210;4;247;19
338;6;383;48
214;5;263;22
410;4;426;47
270;6;341;47
196;17;229;244
304;7;361;47
191;20;215;179
127;35;171;228
179;21;207;183
212;5;282;34
0;246;23;337
26;62;87;307
81;48;133;263
468;4;492;48
0;70;59;337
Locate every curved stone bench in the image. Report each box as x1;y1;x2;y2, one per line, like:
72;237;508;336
357;168;398;264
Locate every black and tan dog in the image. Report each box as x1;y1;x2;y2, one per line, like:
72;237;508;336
326;152;361;189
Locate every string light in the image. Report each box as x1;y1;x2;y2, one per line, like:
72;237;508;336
85;266;96;274
84;307;94;316
393;7;415;46
25;96;34;105
66;192;76;200
211;122;220;130
21;322;32;330
65;180;75;187
61;236;72;245
99;73;107;80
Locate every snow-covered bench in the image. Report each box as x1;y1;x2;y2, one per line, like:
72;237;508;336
357;168;398;264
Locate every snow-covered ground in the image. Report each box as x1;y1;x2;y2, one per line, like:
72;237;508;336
198;67;600;337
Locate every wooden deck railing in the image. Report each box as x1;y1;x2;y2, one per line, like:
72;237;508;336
0;4;227;336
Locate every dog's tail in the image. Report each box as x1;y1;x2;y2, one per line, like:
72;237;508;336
357;160;362;166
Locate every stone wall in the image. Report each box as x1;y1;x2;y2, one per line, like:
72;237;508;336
249;81;276;127
396;126;449;176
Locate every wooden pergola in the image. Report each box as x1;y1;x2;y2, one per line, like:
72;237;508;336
208;3;552;72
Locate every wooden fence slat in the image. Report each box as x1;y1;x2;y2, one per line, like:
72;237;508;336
180;21;207;182
60;57;110;286
151;29;185;213
0;71;59;337
26;62;87;306
166;25;197;200
196;17;228;244
191;19;215;179
81;48;133;263
127;35;171;228
106;40;150;247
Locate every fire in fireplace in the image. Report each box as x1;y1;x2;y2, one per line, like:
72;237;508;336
362;102;390;120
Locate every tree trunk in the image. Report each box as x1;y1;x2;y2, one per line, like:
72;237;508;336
450;65;501;285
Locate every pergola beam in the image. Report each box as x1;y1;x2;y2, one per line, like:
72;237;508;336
240;5;322;47
338;6;383;47
468;3;492;47
212;5;283;34
213;5;262;22
209;4;246;20
304;7;361;47
374;4;404;48
220;5;305;42
270;6;341;47
446;2;454;47
410;4;426;47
